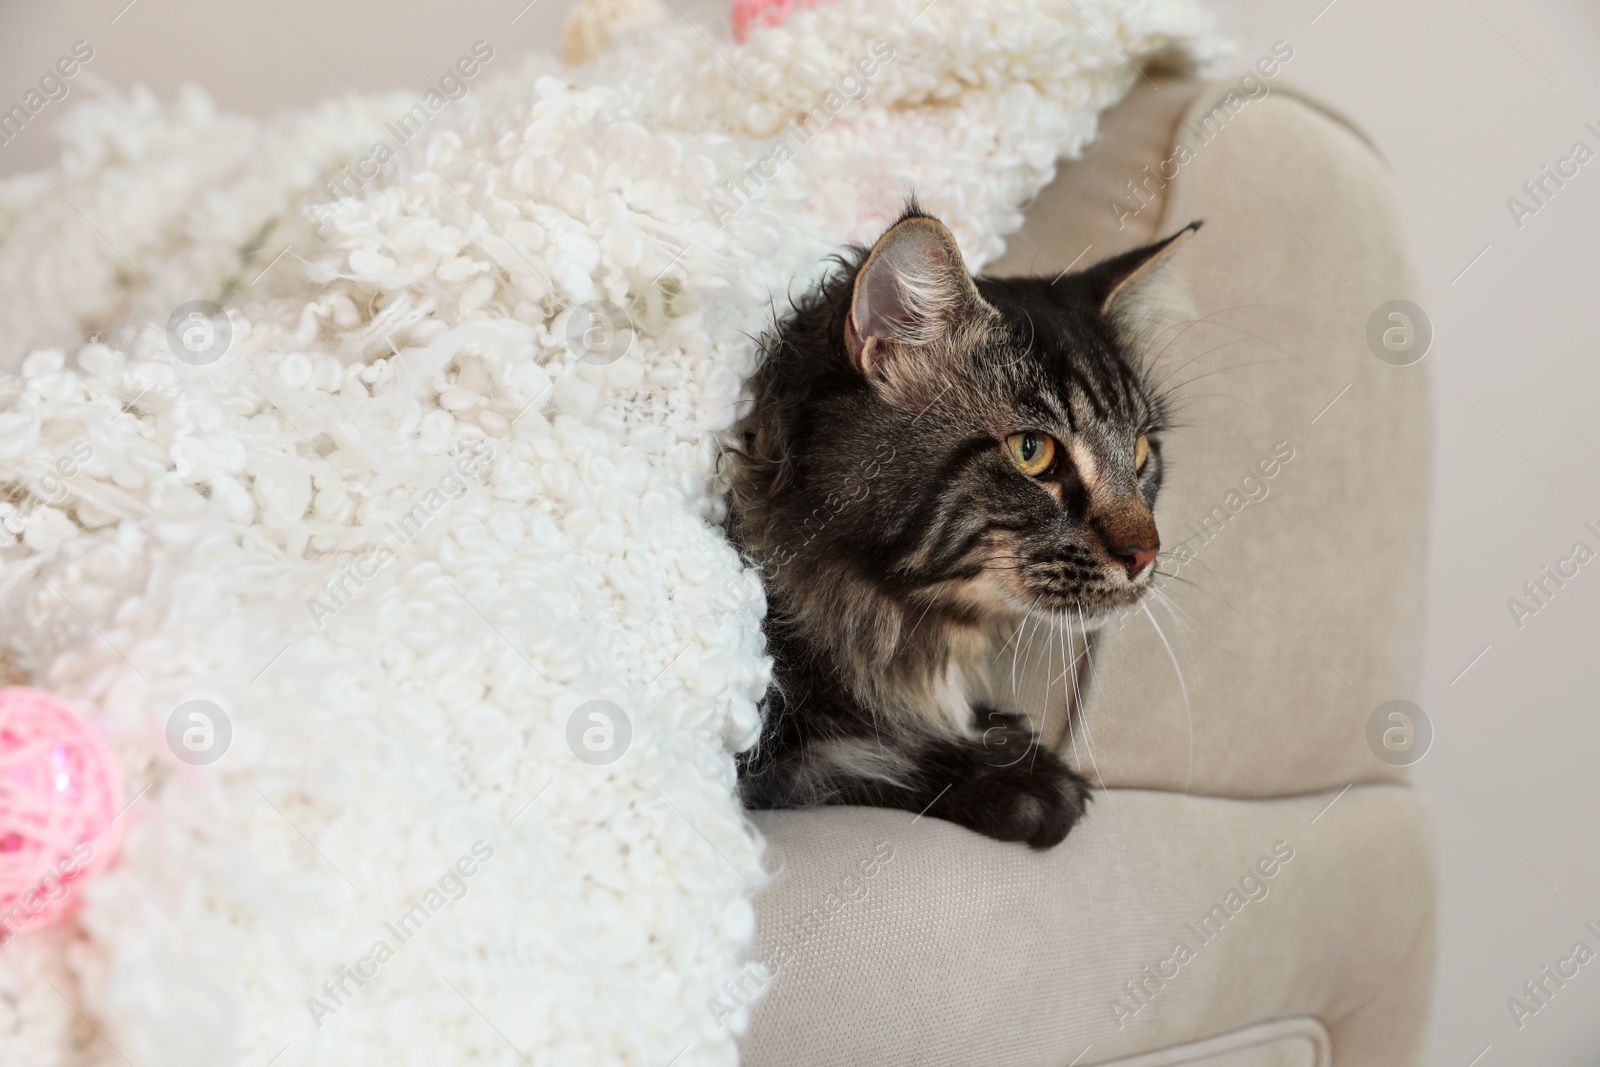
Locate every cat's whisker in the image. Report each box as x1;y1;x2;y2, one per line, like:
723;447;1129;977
1141;311;1245;377
1148;595;1199;658
1150;553;1201;581
1146;588;1200;675
1149;332;1270;396
1145;302;1292;390
1011;612;1029;698
1065;606;1126;822
903;590;943;650
1016;611;1047;702
1153;585;1195;622
995;594;1045;664
1161;354;1316;401
1149;553;1263;631
1029;614;1063;773
1158;313;1292;367
1139;599;1194;796
1157;390;1260;421
1142;303;1290;370
1020;612;1049;699
1061;613;1090;779
1145;585;1195;631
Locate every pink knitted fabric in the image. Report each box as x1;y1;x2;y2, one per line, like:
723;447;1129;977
0;687;124;935
731;0;838;43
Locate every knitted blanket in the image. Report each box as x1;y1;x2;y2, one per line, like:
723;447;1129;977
0;1;1215;1063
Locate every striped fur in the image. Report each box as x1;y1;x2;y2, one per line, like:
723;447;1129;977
726;206;1196;848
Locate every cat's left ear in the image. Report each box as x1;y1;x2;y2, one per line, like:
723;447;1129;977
844;213;996;387
1082;221;1202;322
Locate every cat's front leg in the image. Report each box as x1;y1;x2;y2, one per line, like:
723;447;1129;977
916;716;1093;849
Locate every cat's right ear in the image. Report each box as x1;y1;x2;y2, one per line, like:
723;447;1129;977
844;214;993;386
1083;221;1201;324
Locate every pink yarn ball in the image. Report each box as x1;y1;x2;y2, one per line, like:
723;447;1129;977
0;687;124;937
731;0;837;43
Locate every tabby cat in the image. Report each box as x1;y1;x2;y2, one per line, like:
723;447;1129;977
726;205;1197;849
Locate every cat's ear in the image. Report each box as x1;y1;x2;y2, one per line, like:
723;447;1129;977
844;214;993;383
1083;221;1201;322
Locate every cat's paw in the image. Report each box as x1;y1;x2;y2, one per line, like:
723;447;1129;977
946;748;1093;850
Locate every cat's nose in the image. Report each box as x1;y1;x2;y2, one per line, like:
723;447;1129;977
1113;543;1158;579
1094;501;1159;580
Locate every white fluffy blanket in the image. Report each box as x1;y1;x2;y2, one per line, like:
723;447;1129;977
0;1;1214;1063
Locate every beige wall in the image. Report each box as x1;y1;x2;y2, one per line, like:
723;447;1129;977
4;1;1600;1063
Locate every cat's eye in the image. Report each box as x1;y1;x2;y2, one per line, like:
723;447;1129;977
1006;432;1057;477
1135;434;1152;473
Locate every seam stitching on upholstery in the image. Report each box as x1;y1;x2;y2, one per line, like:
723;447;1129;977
1096;779;1416;805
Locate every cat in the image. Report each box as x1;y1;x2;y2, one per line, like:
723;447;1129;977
725;204;1197;849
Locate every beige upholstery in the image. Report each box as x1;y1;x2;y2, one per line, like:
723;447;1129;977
743;789;1430;1065
739;79;1436;1066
